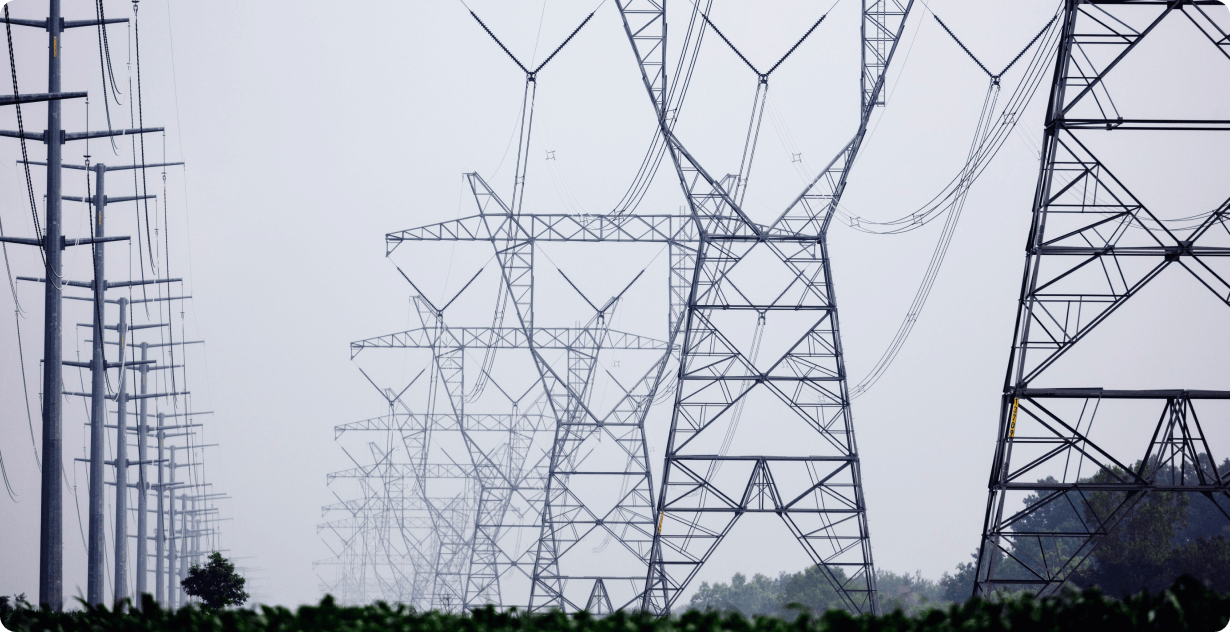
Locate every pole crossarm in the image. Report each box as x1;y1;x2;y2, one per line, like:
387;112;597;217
3;235;129;249
20;160;186;171
0;92;87;106
0;127;164;143
1;16;128;29
18;275;180;289
63;194;156;204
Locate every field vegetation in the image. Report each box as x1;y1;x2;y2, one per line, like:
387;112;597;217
1;576;1228;632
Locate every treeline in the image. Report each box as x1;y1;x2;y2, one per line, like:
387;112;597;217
2;577;1229;632
688;568;967;618
1003;456;1230;597
692;456;1230;618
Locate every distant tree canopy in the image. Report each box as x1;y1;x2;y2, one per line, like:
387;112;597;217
689;572;782;617
687;457;1230;617
181;552;249;609
687;567;950;617
1007;456;1230;598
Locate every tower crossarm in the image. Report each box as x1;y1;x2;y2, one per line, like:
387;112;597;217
335;413;553;438
387;213;697;250
351;327;669;356
326;463;474;482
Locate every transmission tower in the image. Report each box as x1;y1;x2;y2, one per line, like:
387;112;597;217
330;287;669;609
611;0;913;615
973;0;1230;596
335;0;918;613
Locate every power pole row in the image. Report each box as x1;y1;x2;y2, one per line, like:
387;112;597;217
2;1;229;610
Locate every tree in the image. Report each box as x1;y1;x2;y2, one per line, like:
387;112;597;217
688;572;782;616
778;565;849;615
939;554;977;603
1007;456;1230;598
876;570;945;614
181;552;249;609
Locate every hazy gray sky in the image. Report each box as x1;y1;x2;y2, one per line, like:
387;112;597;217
1;0;1227;608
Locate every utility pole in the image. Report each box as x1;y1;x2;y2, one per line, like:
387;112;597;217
40;3;64;607
0;5;136;607
39;1;66;604
177;494;188;606
167;445;177;608
131;350;185;602
70;161;153;605
148;407;205;606
113;297;130;606
135;343;149;601
86;163;108;606
154;411;165;605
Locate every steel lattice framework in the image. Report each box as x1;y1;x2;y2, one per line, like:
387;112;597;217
973;0;1230;596
324;0;915;614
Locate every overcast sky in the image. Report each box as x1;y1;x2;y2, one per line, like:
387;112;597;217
1;0;1228;608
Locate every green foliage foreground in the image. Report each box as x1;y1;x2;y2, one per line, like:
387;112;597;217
2;576;1228;632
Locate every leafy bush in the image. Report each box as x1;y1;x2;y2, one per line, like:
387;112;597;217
2;576;1227;632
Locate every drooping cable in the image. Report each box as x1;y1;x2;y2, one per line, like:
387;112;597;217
611;0;712;215
5;6;47;262
5;5;44;471
133;2;156;279
835;12;1060;234
125;21;148;291
848;9;1063;396
95;0;123;98
14;303;41;471
852;82;999;398
0;439;16;500
92;0;119;147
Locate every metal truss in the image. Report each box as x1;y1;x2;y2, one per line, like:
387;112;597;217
327;285;669;610
329;0;915;613
974;0;1230;596
617;1;912;616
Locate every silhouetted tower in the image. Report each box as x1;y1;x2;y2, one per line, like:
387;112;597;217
974;0;1230;595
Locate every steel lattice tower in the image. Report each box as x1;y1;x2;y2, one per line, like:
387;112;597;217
334;0;916;613
619;0;913;615
974;0;1230;596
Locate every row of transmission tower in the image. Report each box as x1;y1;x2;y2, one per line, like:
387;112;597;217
320;0;911;614
319;0;1230;615
2;0;234;610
